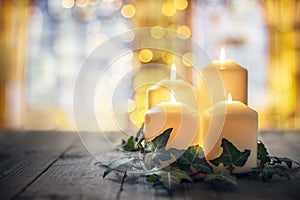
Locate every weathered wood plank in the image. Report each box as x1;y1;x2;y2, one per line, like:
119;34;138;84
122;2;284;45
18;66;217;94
2;131;300;200
0;131;76;200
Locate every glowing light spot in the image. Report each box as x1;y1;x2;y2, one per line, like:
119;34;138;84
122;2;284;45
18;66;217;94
61;0;74;8
228;93;232;102
182;52;193;67
130;110;144;126
138;49;153;63
174;0;188;10
88;0;99;6
121;4;136;18
151;26;166;39
76;0;89;8
162;3;176;17
220;48;226;62
161;51;175;64
177;25;191;39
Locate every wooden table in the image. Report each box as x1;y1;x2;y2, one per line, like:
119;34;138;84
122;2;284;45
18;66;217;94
0;130;299;200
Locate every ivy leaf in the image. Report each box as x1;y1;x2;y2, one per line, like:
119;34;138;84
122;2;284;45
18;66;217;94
122;124;145;152
145;167;192;192
103;157;135;178
145;128;173;165
205;172;238;186
271;157;294;169
122;136;136;152
257;141;271;166
177;145;213;174
210;138;251;174
252;165;291;181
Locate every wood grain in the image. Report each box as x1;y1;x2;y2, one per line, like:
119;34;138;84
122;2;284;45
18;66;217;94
0;131;299;200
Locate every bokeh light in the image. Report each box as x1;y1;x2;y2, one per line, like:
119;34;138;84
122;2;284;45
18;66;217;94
177;25;191;39
61;0;74;8
138;49;153;63
121;4;136;19
174;0;188;10
162;2;176;17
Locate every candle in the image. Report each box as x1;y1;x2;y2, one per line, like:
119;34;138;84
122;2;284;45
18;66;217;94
197;48;248;113
200;93;258;173
147;64;198;110
144;92;199;150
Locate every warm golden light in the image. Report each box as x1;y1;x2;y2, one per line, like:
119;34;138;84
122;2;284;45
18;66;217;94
76;0;89;8
162;2;176;17
138;49;153;63
150;26;165;39
228;93;232;102
170;63;176;80
121;4;136;19
177;25;191;39
61;0;74;8
220;48;226;62
170;91;176;102
174;0;188;10
161;51;175;64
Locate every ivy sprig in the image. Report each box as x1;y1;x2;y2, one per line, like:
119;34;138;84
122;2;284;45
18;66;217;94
102;127;299;194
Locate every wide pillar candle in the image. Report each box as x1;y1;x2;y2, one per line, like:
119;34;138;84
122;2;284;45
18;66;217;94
197;49;248;113
200;96;258;173
144;101;199;150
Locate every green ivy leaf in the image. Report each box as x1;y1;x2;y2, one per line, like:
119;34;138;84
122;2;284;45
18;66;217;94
205;172;238;186
145;167;192;192
252;165;291;181
103;157;135;178
145;128;173;165
257;141;271;166
122;136;136;152
210;138;251;173
122;124;145;152
177;145;213;174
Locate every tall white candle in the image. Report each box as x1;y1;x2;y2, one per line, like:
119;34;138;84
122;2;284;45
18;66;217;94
197;49;248;113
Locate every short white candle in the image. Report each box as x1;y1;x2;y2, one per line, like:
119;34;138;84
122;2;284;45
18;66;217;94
200;93;258;173
144;92;199;150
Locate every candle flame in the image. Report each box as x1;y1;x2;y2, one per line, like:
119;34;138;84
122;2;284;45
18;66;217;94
220;48;226;63
170;63;176;80
228;93;232;102
170;90;176;102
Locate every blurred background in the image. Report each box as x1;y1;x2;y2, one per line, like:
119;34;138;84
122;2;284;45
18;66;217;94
0;0;299;131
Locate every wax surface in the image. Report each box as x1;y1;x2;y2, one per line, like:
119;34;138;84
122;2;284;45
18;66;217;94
197;60;247;112
147;80;198;110
144;102;199;150
201;101;258;173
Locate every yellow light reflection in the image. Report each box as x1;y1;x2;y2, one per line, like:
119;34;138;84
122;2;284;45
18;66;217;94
177;25;191;39
174;0;188;10
61;0;74;8
121;4;136;19
161;51;175;64
182;52;193;67
162;3;176;17
130;110;144;126
76;0;89;8
151;26;166;39
138;49;153;63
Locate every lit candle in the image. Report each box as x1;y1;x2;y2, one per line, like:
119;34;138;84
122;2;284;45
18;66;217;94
197;48;248;113
200;93;258;173
144;92;199;150
147;64;198;110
